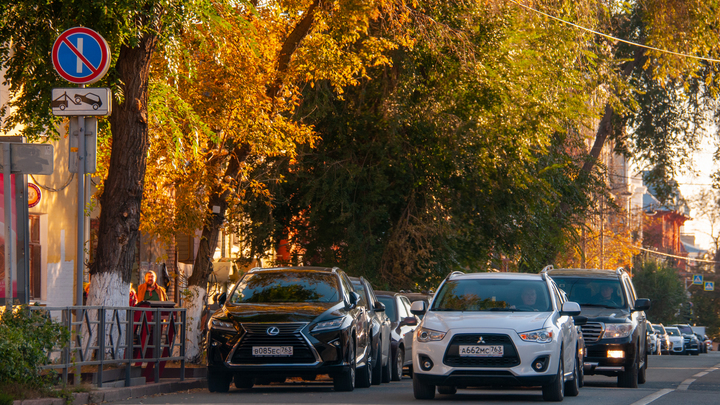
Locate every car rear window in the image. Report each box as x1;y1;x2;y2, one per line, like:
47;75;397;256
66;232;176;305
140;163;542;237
230;271;340;303
653;325;666;334
431;279;552;312
551;277;626;309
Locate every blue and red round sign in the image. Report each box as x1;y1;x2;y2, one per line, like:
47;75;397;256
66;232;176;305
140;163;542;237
52;27;111;85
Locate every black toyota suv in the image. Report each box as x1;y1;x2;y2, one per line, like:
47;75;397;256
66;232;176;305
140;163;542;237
206;267;371;392
545;267;651;388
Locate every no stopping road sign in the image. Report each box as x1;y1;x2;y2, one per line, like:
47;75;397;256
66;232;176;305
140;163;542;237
52;27;111;84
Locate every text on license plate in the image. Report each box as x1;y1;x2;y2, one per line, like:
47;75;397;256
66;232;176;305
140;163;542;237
459;345;504;357
252;346;293;356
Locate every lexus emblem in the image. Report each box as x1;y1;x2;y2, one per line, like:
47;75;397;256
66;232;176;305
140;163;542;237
267;326;280;336
477;336;485;344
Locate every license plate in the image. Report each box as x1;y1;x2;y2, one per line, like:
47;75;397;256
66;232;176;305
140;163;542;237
459;345;504;357
252;346;293;357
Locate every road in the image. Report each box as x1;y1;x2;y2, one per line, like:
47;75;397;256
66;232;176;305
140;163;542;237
110;352;720;404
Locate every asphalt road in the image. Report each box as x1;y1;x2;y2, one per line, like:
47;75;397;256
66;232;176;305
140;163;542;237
110;351;720;405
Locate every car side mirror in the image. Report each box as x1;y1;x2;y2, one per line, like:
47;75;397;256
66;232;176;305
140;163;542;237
573;315;588;326
410;300;427;315
348;291;360;309
374;301;386;312
561;301;581;316
633;298;651;311
217;292;227;307
400;316;418;326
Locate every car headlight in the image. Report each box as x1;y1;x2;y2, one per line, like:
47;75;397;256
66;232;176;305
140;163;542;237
209;319;235;331
603;323;634;339
312;317;348;332
417;327;447;342
519;328;554;343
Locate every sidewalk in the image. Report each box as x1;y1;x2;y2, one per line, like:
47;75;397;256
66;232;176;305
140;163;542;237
12;378;207;405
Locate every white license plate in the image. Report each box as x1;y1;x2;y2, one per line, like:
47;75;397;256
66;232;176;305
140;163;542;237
459;345;504;357
252;346;294;357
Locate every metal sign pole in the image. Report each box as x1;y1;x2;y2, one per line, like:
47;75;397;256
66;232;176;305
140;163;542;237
76;113;85;306
4;143;12;310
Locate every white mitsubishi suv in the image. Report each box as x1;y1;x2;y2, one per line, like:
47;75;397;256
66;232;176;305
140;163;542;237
410;271;583;401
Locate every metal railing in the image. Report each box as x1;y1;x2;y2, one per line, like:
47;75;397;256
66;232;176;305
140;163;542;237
30;305;186;387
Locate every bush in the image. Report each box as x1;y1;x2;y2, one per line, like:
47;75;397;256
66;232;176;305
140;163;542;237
0;306;69;389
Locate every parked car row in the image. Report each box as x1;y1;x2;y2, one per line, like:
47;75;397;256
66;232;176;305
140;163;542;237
205;265;653;401
646;322;712;355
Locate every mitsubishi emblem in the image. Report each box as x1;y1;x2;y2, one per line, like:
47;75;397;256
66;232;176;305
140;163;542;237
477;336;485;344
267;326;280;336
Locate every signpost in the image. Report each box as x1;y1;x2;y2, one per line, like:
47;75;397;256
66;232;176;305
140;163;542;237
52;27;111;307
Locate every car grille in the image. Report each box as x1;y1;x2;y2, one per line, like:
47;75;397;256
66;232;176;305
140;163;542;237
580;322;604;342
443;334;520;368
231;322;317;364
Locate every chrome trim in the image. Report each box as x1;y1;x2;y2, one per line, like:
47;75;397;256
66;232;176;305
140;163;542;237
225;322;323;367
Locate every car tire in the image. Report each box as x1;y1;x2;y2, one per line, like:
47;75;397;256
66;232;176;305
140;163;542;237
542;355;564;401
618;350;639;388
207;368;232;393
234;374;254;389
381;347;392;383
372;339;383;385
437;385;457;395
334;341;356;392
638;350;647;384
413;373;436;400
391;347;404;381
565;355;580;397
577;352;584;388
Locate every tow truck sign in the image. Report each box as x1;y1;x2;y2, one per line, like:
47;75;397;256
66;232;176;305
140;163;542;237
51;88;111;116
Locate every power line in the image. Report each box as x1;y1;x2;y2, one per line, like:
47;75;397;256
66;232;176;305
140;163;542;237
508;0;720;64
637;246;718;264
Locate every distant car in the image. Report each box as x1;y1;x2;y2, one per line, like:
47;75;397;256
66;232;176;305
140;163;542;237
74;92;102;109
652;324;670;355
401;291;434;319
646;321;658;355
349;276;392;385
694;333;707;353
375;291;419;380
703;335;713;351
665;327;685;355
671;324;700;355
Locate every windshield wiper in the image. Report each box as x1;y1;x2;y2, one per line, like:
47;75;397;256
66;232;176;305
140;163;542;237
487;308;515;312
579;304;619;309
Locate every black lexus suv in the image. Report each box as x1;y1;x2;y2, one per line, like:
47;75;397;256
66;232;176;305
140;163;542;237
206;267;371;392
545;267;651;388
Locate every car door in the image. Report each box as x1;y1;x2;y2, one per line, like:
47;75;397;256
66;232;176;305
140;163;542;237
551;281;576;373
399;295;416;363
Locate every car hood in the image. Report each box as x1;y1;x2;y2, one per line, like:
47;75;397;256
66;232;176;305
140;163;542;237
421;311;551;333
223;302;342;323
578;306;631;322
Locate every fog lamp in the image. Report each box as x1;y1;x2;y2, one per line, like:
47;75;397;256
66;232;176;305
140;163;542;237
607;350;624;358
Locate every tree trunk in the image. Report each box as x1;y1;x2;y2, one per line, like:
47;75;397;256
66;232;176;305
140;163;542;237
88;33;158;306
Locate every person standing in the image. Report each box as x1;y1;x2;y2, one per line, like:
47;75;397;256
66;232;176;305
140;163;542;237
137;271;168;302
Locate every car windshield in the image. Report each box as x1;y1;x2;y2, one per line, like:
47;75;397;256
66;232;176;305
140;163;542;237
666;328;681;336
229;271;340;304
653;325;666;334
675;325;693;335
431;279;552;312
551;277;626;309
377;296;397;321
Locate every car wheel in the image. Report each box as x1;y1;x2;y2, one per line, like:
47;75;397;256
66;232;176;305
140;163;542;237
234;374;254;389
391;347;404;381
372;338;383;385
437;385;457;395
565;355;580;397
618;350;639;388
638;349;647;384
207;368;232;393
356;351;372;388
334;340;356;392
381;346;392;383
413;372;436;400
542;355;564;401
577;354;585;388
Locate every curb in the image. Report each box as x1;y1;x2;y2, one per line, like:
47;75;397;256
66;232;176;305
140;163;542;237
12;379;207;405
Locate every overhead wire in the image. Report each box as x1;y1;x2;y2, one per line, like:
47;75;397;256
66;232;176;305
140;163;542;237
507;0;720;64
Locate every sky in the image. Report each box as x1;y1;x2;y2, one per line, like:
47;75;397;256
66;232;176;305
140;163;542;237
678;134;718;251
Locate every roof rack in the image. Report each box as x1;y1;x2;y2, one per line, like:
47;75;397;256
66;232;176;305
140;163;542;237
615;267;626;275
541;265;554;273
447;271;465;279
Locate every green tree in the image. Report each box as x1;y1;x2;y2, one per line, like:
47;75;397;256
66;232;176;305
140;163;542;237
632;259;685;324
